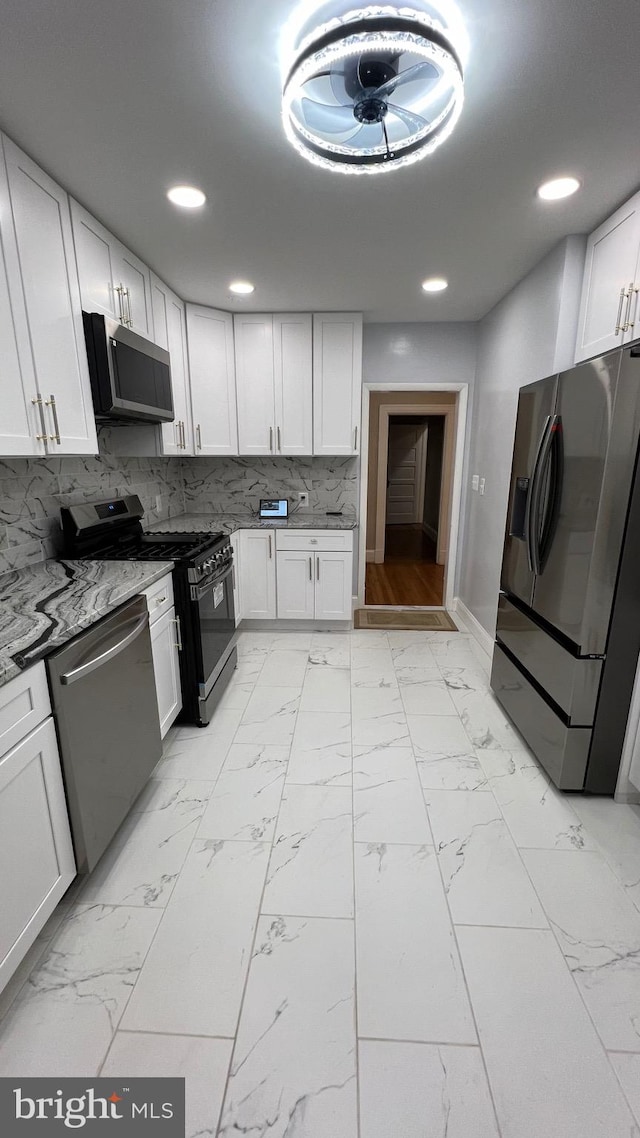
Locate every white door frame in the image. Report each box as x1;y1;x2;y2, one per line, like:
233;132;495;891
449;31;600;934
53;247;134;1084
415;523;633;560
358;383;469;611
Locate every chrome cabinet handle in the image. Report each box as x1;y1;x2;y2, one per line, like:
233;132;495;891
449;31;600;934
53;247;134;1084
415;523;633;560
616;286;628;335
181;421;187;449
309;556;312;581
268;533;272;559
31;394;48;447
175;422;180;449
316;555;320;581
124;287;133;327
310;538;318;544
197;424;202;450
155;595;167;605
60;614;148;685
354;426;358;451
45;394;61;445
115;283;126;324
172;614;183;651
269;426;273;452
624;283;638;333
277;426;282;451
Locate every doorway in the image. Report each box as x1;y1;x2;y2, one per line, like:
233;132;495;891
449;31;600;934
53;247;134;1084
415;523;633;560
363;390;460;609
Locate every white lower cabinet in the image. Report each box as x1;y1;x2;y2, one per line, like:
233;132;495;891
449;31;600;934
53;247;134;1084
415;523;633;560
314;551;353;621
150;607;182;738
235;529;353;623
276;549;316;619
0;685;76;991
276;530;353;621
143;575;182;738
238;531;277;619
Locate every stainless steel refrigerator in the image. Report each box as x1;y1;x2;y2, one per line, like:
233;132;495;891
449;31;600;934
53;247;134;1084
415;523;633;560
491;342;640;793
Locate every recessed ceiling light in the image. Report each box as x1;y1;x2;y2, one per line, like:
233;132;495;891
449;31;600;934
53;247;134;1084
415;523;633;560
229;280;255;295
537;176;581;202
167;185;206;208
422;278;449;293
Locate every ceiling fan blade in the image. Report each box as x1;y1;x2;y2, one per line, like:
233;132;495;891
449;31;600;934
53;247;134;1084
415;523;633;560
300;98;356;134
387;103;431;133
374;60;439;99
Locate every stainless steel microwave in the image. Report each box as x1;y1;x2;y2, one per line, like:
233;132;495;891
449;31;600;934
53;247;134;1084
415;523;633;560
83;312;174;424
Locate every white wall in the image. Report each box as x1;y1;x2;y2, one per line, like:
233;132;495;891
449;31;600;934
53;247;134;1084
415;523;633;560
362;322;477;592
458;235;587;636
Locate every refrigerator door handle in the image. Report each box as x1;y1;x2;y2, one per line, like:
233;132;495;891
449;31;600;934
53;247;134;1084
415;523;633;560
525;415;551;574
538;416;564;572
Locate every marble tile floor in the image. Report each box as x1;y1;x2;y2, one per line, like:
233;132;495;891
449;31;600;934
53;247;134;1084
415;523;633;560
1;628;640;1136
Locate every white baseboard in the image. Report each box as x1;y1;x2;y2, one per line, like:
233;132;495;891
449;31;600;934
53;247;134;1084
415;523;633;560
421;521;438;542
366;549;375;563
452;597;494;661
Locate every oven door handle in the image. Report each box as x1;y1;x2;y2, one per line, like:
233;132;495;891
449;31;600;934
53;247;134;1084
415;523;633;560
190;563;233;602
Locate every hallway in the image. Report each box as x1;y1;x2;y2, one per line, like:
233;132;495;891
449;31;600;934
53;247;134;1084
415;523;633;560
365;524;445;606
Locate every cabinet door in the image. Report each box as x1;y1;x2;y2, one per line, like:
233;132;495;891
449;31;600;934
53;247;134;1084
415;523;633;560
151;275;193;455
276;550;315;620
0;147;40;455
116;244;153;338
274;314;313;455
0;718;76;990
313;313;363;455
150;606;182;738
235;314;275;455
69;198;118;320
315;551;352;621
187;305;238;456
231;532;242;625
239;530;276;619
575;191;640;363
3;138;98;455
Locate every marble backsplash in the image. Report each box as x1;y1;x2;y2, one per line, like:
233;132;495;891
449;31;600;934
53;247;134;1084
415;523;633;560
0;431;184;574
0;447;358;575
181;456;359;518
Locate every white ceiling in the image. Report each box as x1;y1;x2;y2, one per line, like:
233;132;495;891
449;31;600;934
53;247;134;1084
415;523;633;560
1;0;639;321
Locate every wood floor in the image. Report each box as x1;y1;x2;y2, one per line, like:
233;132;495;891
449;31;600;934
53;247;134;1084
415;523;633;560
365;525;445;607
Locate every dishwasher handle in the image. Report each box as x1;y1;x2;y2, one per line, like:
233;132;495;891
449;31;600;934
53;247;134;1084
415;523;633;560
59;612;149;685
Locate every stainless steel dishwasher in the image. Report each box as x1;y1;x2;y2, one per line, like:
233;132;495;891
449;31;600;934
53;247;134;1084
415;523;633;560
47;594;162;873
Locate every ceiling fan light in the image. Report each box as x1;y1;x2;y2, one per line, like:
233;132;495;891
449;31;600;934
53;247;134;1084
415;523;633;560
281;4;467;174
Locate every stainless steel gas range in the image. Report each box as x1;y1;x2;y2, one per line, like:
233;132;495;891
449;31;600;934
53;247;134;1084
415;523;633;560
60;495;237;725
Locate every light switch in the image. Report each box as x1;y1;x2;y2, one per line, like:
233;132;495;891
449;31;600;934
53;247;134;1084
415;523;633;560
471;475;479;492
479;478;486;495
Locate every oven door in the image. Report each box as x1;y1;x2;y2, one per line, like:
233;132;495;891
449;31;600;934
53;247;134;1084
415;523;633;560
191;564;237;697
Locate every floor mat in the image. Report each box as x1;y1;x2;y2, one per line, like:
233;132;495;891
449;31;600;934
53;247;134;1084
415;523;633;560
354;608;458;631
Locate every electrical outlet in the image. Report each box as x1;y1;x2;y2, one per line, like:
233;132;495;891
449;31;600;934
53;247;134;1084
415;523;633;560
155;494;162;513
479;478;486;495
297;491;309;507
471;475;479;492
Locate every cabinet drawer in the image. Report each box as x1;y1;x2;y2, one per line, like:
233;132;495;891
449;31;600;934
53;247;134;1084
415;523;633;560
142;573;174;625
276;529;353;553
0;663;51;758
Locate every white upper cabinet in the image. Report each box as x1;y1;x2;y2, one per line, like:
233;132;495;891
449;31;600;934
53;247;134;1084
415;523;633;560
235;313;313;456
274;314;313;455
186;305;238;456
313;313;363;455
0;147;40;455
2;137;98;455
234;314;276;455
575;189;640;363
151;274;193;455
70;198;152;339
